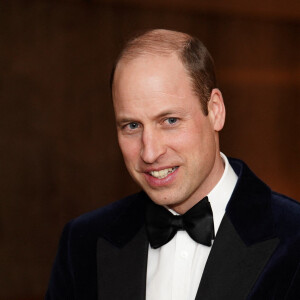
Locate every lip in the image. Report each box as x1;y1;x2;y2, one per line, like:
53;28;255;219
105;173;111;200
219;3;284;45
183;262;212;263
143;165;177;173
143;166;179;187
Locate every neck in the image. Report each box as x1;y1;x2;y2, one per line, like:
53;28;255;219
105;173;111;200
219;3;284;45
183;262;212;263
168;153;225;214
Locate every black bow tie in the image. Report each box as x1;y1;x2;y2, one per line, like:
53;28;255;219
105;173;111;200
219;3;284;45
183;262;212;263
146;197;215;249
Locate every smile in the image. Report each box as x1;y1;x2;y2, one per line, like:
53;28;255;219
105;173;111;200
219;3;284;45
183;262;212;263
149;167;178;179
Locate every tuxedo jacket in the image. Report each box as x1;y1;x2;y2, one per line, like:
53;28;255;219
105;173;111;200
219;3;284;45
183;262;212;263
46;158;300;300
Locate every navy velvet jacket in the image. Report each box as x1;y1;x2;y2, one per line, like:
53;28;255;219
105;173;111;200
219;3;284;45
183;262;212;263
46;158;300;299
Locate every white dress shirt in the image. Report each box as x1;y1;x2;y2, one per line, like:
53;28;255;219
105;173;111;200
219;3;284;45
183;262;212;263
146;153;238;300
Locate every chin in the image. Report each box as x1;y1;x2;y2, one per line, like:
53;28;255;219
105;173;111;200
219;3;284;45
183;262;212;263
145;191;182;207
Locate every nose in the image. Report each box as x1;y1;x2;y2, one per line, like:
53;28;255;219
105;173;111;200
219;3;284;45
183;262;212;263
140;127;166;164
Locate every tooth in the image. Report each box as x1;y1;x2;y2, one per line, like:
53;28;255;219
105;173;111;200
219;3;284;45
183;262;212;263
150;167;176;179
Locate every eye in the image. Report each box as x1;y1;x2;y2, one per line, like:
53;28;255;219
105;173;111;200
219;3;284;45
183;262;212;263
127;122;139;130
166;117;178;125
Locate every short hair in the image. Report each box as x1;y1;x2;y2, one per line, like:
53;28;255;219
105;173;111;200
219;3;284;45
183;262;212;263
110;29;217;115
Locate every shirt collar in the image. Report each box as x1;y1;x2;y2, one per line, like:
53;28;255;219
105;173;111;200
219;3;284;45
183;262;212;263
208;152;238;234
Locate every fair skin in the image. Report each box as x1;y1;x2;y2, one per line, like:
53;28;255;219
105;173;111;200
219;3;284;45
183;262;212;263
112;53;226;214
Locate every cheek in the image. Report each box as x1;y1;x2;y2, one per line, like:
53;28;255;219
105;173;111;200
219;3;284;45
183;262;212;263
172;125;215;159
170;126;205;149
118;137;141;164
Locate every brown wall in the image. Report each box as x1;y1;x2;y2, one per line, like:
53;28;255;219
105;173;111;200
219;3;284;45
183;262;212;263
0;0;299;299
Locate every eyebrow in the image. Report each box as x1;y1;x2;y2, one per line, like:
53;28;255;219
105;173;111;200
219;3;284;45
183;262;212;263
116;108;188;126
116;117;137;127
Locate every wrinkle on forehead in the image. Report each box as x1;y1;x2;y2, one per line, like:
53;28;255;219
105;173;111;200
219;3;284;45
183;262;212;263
150;92;185;99
123;89;186;101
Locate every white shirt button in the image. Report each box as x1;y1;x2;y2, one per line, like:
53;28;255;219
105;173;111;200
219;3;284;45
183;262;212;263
181;251;188;259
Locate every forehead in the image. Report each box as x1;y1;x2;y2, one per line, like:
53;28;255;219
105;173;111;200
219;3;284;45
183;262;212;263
113;53;194;101
112;54;202;120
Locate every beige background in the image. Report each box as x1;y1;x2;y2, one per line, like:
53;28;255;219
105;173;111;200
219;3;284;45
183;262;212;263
0;0;299;299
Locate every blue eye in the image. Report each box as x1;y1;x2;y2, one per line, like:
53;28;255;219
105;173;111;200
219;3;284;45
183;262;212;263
128;122;139;130
167;117;178;124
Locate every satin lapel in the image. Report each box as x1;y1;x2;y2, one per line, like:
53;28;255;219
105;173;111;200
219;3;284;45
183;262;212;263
196;215;279;300
97;226;149;300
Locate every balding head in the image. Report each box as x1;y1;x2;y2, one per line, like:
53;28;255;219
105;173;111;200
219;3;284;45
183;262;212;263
111;29;217;115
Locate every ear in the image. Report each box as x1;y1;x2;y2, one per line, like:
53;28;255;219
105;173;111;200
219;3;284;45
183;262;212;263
207;88;226;132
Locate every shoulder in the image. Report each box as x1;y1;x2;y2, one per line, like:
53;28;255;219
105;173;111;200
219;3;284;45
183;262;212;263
271;191;300;214
227;156;300;243
71;192;144;228
62;191;148;246
271;191;300;240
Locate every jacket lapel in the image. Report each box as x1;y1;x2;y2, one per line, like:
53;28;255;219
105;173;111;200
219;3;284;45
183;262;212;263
196;158;280;299
97;226;149;300
96;192;150;300
196;215;279;300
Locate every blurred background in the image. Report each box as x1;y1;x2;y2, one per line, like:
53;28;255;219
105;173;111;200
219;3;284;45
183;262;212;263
0;0;299;299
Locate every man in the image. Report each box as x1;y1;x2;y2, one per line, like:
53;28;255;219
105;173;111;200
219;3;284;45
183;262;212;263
46;29;300;299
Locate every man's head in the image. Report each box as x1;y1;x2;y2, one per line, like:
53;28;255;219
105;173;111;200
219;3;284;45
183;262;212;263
111;29;217;115
111;29;225;214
